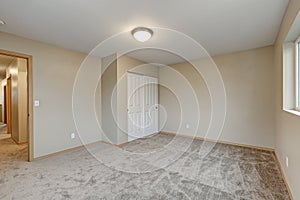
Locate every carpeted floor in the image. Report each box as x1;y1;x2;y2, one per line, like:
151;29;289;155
0;133;290;200
0;124;10;140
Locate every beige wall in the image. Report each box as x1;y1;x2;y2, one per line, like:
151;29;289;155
160;46;275;148
159;64;201;135
274;0;300;199
8;58;19;142
72;55;103;146
17;58;28;143
0;32;102;157
101;54;118;143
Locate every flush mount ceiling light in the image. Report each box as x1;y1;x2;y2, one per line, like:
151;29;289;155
131;27;153;42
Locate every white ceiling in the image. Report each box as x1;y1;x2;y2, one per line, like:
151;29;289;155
0;0;289;64
127;49;186;65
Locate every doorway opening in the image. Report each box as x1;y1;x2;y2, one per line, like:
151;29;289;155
0;50;33;161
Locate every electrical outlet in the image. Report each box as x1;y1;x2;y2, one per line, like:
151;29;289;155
71;133;76;139
286;156;289;167
186;124;190;129
34;100;40;107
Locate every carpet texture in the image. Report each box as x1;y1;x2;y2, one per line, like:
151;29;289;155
0;134;291;200
0;124;10;140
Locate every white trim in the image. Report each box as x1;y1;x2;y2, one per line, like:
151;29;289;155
284;109;300;117
294;36;300;111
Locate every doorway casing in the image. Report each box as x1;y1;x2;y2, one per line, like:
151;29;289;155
0;49;33;162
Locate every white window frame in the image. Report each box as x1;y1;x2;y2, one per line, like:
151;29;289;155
295;36;300;111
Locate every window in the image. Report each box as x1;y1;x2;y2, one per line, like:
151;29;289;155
283;13;300;116
296;37;300;111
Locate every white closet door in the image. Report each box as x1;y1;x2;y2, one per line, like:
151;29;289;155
127;73;158;142
143;76;158;137
127;73;144;142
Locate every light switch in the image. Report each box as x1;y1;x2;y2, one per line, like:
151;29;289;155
34;100;40;107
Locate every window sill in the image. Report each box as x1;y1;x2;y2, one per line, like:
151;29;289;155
284;109;300;117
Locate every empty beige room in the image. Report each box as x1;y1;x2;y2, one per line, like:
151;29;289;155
0;0;299;200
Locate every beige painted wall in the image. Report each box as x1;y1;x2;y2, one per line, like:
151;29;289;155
160;46;275;148
0;32;102;157
17;58;28;143
274;0;300;199
8;58;19;142
72;55;103;146
159;64;201;135
101;54;118;143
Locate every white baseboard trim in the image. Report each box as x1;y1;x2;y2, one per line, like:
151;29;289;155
34;140;103;161
160;131;274;152
273;152;294;200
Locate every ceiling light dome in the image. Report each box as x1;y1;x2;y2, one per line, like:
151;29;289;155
131;27;153;42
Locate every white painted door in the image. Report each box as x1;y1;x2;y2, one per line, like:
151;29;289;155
127;73;144;142
143;76;158;137
127;72;158;142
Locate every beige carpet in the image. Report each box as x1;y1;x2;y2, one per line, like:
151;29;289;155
0;124;10;140
0;133;291;200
